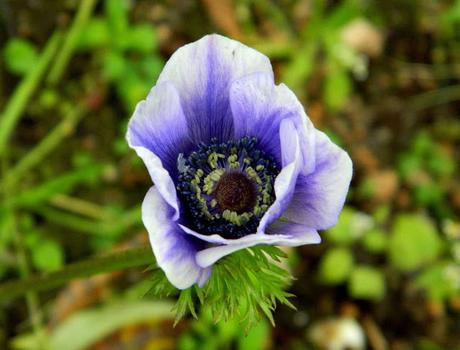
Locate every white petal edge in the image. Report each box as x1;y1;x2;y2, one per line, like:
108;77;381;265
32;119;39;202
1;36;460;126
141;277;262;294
142;186;211;289
157;34;274;95
130;146;180;220
283;130;353;230
195;226;320;268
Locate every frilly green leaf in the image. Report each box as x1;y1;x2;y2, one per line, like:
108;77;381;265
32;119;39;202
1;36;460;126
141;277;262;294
146;245;295;330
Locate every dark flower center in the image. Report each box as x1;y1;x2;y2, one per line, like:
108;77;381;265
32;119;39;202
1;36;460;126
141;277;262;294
176;137;280;239
214;172;256;214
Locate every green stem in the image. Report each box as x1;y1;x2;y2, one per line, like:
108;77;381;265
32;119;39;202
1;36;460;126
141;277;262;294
2;107;86;188
408;84;460;111
49;194;114;220
0;32;62;157
47;0;98;84
31;204;141;236
10;212;45;346
2;158;45;347
0;247;154;300
5;164;105;209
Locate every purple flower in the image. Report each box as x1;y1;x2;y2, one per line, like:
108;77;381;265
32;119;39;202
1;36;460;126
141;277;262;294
127;34;352;289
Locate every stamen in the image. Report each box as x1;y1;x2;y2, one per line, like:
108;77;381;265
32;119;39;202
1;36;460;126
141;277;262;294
176;137;279;239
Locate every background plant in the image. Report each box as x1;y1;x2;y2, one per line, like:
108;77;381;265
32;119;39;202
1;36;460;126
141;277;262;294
1;0;459;349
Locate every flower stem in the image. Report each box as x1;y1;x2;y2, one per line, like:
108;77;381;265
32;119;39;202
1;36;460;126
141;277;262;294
10;212;46;347
49;194;115;220
0;31;62;157
0;246;154;300
47;0;98;85
2;106;87;189
2;157;46;348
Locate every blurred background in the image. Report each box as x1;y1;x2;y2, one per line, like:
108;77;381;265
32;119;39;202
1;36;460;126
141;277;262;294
0;0;459;349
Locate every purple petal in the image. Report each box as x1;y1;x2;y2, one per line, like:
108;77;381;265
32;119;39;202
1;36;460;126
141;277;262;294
230;72;316;174
130;147;180;220
142;187;212;289
157;34;273;144
178;119;319;268
257;119;302;234
283;130;353;230
180;119;304;246
265;221;321;245
127;81;191;176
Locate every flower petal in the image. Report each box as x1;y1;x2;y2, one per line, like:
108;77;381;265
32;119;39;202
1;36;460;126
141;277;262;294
178;119;318;268
157;34;273;144
132;147;180;220
195;225;320;268
265;221;321;245
142;186;211;289
257;118;302;234
230;72;316;174
181;119;303;242
179;221;319;247
127;81;192;176
283;130;353;230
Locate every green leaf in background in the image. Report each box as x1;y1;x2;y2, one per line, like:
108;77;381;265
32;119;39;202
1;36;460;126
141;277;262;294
102;51;127;80
282;42;317;96
415;261;459;302
417;338;453;350
123;24;158;53
372;205;390;225
31;239;64;272
326;207;373;245
323;62;352;111
0;209;13;244
348;265;386;301
427;147;456;177
105;0;129;46
362;229;388;253
52;301;173;350
38;89;59;109
116;70;151;112
238;319;270;350
10;301;174;350
413;131;433;156
388;214;442;271
76;18;110;50
439;0;460;36
414;181;444;207
138;55;164;82
177;306;270;350
398;153;422;179
3;38;38;75
319;247;354;284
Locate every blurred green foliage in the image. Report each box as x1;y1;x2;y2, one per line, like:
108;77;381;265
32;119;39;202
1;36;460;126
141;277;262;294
3;39;38;75
388;214;442;272
76;0;163;112
0;0;459;349
348;265;385;301
319;246;354;284
319;206;459;306
179;308;270;350
398;131;457;218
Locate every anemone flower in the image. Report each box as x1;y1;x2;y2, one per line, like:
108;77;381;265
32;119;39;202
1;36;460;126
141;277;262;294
127;34;352;289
